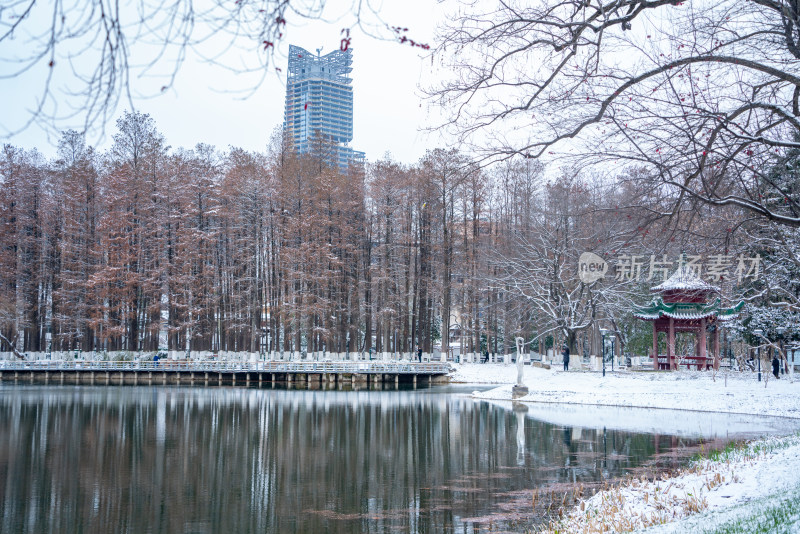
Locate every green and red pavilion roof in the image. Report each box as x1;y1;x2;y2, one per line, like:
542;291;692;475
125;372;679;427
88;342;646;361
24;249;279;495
634;264;744;322
633;297;744;322
650;264;718;294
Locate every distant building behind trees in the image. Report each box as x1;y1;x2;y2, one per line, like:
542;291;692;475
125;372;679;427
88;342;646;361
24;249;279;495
284;45;364;172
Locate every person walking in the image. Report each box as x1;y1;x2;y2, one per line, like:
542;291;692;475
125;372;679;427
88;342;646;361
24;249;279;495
773;353;781;379
417;346;422;362
562;345;570;371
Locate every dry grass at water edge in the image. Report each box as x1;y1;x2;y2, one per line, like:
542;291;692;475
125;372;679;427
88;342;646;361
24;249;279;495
529;438;790;534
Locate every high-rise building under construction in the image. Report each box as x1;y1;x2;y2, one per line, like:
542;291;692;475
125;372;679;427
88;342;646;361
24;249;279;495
284;45;364;170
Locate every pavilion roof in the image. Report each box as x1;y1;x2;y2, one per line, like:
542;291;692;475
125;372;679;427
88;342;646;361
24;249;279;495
633;297;744;322
651;264;719;294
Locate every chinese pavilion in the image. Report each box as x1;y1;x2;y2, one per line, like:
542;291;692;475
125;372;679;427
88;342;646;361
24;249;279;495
633;265;744;370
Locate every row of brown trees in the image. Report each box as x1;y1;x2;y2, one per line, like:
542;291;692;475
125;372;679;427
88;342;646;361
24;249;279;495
1;111;773;359
0;112;574;357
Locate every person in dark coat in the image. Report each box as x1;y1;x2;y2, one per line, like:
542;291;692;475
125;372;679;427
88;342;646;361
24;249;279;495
562;345;570;371
417;346;422;362
773;354;781;379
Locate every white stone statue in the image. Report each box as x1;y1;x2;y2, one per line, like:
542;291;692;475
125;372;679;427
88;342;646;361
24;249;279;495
512;337;529;399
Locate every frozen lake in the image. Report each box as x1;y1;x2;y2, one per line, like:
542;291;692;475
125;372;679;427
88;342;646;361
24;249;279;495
1;383;797;533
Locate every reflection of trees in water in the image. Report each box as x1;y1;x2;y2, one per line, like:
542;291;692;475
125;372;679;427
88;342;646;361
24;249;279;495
0;387;701;533
527;422;669;487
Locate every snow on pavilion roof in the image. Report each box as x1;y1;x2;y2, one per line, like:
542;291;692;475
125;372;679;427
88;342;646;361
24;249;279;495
650;264;719;294
633;297;744;322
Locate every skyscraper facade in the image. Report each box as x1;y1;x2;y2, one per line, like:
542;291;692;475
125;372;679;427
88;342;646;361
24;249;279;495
284;45;364;170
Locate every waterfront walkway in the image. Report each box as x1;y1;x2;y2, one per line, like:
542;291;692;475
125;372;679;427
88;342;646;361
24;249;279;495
0;360;452;386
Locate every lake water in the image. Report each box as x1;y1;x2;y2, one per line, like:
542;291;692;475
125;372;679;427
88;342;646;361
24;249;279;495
0;383;796;533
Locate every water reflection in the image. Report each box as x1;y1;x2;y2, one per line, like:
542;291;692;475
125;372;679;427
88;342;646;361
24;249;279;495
515;404;526;466
0;384;778;533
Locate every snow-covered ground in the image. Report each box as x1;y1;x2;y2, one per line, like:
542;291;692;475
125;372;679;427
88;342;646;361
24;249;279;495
451;363;800;419
549;433;800;534
453;363;800;532
478;398;799;438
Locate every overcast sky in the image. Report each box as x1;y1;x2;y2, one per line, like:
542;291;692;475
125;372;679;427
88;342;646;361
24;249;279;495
2;0;449;165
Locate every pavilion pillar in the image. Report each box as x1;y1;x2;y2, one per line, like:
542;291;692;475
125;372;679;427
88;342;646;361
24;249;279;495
694;326;700;369
668;317;675;370
653;325;659;370
699;317;707;370
713;325;720;370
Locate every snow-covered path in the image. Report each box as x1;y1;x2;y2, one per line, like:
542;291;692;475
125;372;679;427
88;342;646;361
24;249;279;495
451;363;800;419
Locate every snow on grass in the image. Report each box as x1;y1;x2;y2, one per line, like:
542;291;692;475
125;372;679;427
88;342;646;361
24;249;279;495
542;433;800;534
640;482;800;534
450;363;800;419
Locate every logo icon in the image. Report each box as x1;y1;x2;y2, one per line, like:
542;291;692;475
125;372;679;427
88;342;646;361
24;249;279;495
579;252;608;283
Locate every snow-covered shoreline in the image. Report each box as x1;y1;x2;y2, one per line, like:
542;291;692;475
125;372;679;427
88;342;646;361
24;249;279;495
452;363;800;419
454;363;800;532
549;433;800;533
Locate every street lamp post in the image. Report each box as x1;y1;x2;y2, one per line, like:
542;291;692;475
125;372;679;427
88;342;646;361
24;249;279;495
600;328;609;377
754;328;763;382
